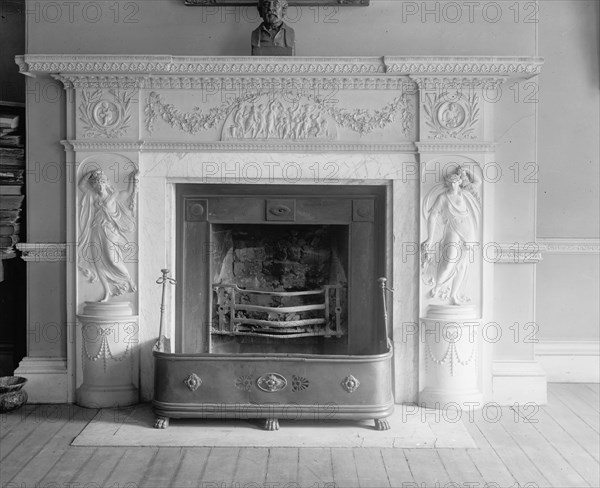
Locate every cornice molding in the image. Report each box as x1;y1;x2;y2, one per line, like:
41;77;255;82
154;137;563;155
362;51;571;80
537;238;600;255
17;243;67;262
16;55;543;79
61;139;417;153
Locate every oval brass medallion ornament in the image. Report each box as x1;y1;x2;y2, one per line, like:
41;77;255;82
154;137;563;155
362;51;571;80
257;373;287;392
184;373;202;391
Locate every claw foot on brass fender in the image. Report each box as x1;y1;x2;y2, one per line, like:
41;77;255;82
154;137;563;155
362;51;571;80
264;418;279;431
154;415;170;429
374;418;390;431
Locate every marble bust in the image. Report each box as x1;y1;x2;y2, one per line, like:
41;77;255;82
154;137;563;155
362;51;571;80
251;0;295;56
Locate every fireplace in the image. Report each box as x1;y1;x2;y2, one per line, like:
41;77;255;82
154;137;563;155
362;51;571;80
153;184;394;430
13;55;544;410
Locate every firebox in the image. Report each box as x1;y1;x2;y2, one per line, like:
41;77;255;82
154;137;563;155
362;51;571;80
152;184;395;431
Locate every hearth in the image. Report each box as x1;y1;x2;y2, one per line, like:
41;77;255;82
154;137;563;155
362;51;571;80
152;184;395;430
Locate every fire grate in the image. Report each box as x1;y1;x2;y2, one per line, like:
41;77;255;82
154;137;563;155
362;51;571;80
212;284;345;339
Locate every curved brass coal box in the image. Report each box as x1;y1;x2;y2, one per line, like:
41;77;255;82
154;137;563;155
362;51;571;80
152;344;394;431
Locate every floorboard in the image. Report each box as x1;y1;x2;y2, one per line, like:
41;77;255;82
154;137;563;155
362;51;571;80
3;384;600;488
102;447;159;487
71;446;127;486
38;447;97;486
170;447;212;488
297;448;334;486
529;405;600;487
403;449;451;486
353;447;391;488
233;447;269;485
551;383;600;432
0;403;38;437
141;447;186;488
545;389;600;462
503;404;589;487
265;447;299;484
0;404;74;481
200;447;240;486
438;448;486;486
380;448;414;486
331;448;360;488
460;416;516;487
4;406;94;486
473;407;550;487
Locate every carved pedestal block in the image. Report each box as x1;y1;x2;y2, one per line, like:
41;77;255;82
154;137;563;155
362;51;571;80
419;315;482;409
77;301;139;407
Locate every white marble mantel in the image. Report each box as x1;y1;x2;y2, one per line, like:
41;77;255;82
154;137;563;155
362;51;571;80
16;54;545;406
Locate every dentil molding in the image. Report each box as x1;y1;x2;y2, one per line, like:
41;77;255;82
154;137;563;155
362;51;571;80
61;139;417;153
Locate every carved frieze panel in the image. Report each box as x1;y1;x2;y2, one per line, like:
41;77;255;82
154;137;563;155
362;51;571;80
77;88;136;139
421;88;482;141
144;89;414;143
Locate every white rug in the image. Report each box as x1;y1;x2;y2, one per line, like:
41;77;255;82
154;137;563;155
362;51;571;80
72;403;476;448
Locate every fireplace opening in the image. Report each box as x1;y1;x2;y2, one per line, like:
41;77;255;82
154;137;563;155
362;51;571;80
210;224;348;354
176;184;388;357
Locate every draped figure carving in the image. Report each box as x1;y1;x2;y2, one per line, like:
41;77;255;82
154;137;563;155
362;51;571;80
421;166;481;305
78;168;139;302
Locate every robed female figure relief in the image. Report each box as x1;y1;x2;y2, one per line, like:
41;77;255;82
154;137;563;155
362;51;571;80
421;166;481;306
78;168;139;302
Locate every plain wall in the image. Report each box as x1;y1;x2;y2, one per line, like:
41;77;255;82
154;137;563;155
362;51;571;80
536;0;600;342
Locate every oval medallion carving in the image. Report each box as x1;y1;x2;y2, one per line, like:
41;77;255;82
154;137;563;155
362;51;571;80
257;373;287;392
269;205;291;217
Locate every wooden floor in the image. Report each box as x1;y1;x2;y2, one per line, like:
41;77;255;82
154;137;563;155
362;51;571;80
1;383;598;488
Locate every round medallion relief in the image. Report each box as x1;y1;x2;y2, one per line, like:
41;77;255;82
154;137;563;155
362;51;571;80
92;100;120;127
437;101;466;130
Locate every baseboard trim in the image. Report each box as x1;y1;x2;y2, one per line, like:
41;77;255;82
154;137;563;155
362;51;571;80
492;360;547;405
14;357;69;403
535;341;600;383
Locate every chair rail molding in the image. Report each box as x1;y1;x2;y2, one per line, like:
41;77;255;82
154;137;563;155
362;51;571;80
538;238;600;255
17;243;68;262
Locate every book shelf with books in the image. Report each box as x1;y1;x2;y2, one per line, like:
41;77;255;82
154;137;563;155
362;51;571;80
0;101;26;375
0;106;24;266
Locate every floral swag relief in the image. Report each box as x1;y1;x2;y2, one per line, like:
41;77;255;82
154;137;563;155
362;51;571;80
79;89;134;139
144;91;413;139
78;168;139;302
421;166;481;306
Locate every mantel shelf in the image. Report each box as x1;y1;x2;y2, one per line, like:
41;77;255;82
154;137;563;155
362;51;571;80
16;55;543;78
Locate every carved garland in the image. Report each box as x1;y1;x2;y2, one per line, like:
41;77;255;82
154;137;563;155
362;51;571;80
81;325;133;372
425;329;477;376
144;91;413;137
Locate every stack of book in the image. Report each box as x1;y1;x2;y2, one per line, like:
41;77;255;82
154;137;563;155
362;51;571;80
0;113;24;260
